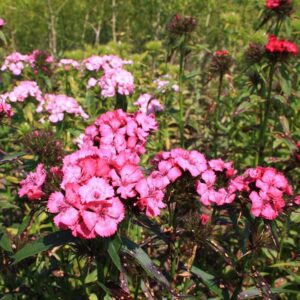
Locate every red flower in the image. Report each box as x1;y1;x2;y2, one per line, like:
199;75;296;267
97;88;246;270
215;50;229;56
266;0;291;9
265;35;298;59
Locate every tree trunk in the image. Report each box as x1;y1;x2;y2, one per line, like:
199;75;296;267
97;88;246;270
112;0;117;42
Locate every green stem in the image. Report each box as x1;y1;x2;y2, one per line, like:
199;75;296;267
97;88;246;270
178;34;186;147
214;72;224;156
277;217;289;262
257;63;275;165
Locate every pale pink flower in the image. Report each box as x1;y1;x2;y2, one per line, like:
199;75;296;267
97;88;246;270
134;93;164;115
58;59;80;70
40;94;89;123
1;52;31;75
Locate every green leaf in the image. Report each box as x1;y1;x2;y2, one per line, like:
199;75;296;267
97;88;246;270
13;230;79;263
17;214;32;235
238;287;300;299
121;237;171;289
107;235;122;272
191;266;229;299
0;228;13;253
0;152;26;164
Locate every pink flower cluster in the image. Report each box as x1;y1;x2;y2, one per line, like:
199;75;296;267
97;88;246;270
58;59;80;70
265;35;298;57
154;76;179;93
134;93;164;115
138;149;208;217
38;94;89;123
84;55;134;97
231;167;293;219
0;81;44;103
83;55;132;72
47;147;146;238
80;109;157;158
196;159;237;206
0;98;13;118
19;164;46;200
1;52;31;75
266;0;291;9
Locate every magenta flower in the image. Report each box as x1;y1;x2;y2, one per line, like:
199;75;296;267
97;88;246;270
232;167;293;220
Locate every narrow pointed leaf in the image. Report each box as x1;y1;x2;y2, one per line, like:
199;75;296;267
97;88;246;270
13;230;79;263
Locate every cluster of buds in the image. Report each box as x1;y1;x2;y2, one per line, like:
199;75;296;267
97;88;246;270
22;129;64;167
29;50;54;76
244;43;266;64
167;14;197;35
209;50;233;76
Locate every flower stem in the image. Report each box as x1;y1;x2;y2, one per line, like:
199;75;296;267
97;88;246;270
214;72;223;156
257;63;275;165
178;34;186;147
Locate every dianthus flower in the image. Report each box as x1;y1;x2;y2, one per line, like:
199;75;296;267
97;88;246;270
47;147;147;238
134;93;163;115
200;214;210;225
1;52;31;75
0;98;13;118
210;50;232;75
0;18;5;28
266;0;291;10
136;148;209;217
99;68;134;97
196;158;237;206
265;35;298;59
1;81;44;103
154;75;179;93
58;59;80;70
83;55;132;72
28;49;54;75
230;167;293;220
168;14;197;35
39;94;89;123
19;164;46;200
80;109;157;158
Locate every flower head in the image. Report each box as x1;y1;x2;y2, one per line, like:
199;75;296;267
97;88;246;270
19;164;46;200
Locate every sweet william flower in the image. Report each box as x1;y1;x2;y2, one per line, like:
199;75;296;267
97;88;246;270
134;93;164;115
200;214;210;225
19;164;46;200
48;148;126;239
235;167;293;220
0;18;6;28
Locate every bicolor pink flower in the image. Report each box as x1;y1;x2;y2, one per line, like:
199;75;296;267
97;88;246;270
48;148;126;238
19;164;46;200
136;177;166;217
